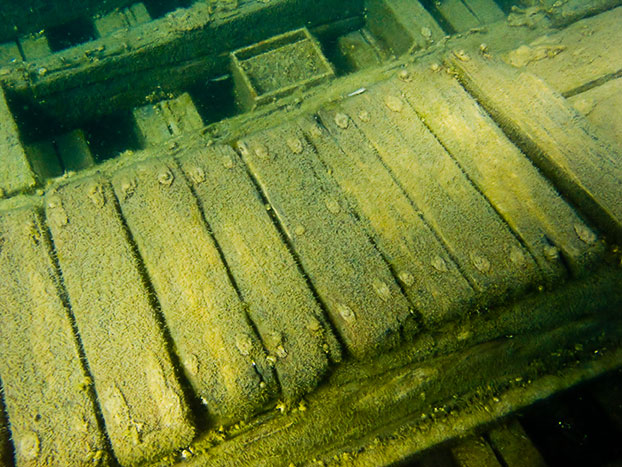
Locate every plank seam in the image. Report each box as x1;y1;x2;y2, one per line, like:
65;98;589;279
170;157;281;397
448;64;609;248
0;378;15;467
304;114;427;333
562;68;622;99
228;142;348;360
319;107;479;298
105;181;206;429
482;431;510;467
399;91;553;284
37;206;118;465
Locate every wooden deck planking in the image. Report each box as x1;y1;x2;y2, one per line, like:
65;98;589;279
45;176;195;465
237;123;415;358
112;157;277;422
451;53;622;243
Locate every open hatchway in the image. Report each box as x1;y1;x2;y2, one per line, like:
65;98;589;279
0;1;621;466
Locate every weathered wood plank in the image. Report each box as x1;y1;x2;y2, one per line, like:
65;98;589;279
364;0;445;55
341;79;540;304
237;123;414;358
396;66;604;279
112;157;277;422
487;419;547;467
179;143;341;401
568;77;622;150
433;0;481;32
0;87;36;196
463;0;505;24
452;436;502;467
0;202;109;466
3;0;364;125
0;386;11;467
505;7;622;96
305;109;475;326
451;52;622;243
45;177;195;465
547;0;622;27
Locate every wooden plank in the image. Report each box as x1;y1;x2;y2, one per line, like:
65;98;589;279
568;77;622;150
55;130;95;172
19;34;51;61
305;109;475;326
451;52;622;243
364;0;445;55
434;0;481;32
0;386;11;467
236;123;414;358
95;3;151;37
396;66;604;279
547;0;622;27
111;157;277;421
0;41;21;65
452;436;502;467
0;86;36;196
25;141;63;182
463;0;505;24
45;176;195;465
487;419;547;467
178;144;341;401
336;30;382;71
0;203;109;466
340;79;540;304
505;7;622;96
3;0;365;126
133;93;203;145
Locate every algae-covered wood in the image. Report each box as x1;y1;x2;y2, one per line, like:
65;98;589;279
0;87;36;196
179;144;341;402
340;79;540;303
451;53;622;243
45;177;195;465
112;158;277;423
0;203;109;466
396;65;604;280
237;123;414;358
304;110;474;326
506;7;622;96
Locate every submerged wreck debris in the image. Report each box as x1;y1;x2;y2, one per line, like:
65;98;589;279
0;0;621;465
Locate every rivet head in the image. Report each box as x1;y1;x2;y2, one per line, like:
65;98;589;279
509;246;526;266
119;177;136;200
235;335;253;356
334;113;350;129
87;182;106;208
325;198;341;215
399;271;415;287
471;252;491;274
189;166;205;184
158;169;174;187
286;137;304;154
338;303;355;322
574;224;596;244
373;280;392;302
431;255;448;272
544;245;559;261
398;69;412;82
358;110;371;122
254;143;270;161
222;154;235;169
385;95;404;113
